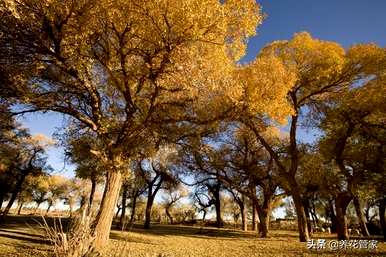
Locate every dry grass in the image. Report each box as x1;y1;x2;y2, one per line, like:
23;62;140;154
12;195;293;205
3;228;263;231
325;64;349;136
0;216;385;257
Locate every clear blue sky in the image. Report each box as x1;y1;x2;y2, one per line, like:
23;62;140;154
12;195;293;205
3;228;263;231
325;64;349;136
18;0;386;175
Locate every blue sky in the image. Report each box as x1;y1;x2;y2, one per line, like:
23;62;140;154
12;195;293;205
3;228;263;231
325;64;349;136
18;0;386;176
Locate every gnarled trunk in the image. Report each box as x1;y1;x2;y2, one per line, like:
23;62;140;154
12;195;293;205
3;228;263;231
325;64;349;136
353;196;370;237
93;170;122;251
165;206;173;224
335;192;352;240
289;180;309;242
144;194;155;229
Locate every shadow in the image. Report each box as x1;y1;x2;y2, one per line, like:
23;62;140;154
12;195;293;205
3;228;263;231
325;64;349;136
111;223;269;240
0;228;45;239
0;231;50;245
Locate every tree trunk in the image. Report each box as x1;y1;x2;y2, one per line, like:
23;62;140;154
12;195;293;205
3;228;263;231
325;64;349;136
87;177;97;215
214;187;223;228
252;199;259;231
144;194;155;229
379;197;386;240
115;206;121;219
0;193;4;212
310;199;319;227
258;205;270;238
93;170;122;251
1;175;25;218
240;202;247;231
291;190;310;242
353;196;370;237
335;192;352;240
17;202;23;215
202;209;207;222
45;201;53;215
165;206;173;224
129;191;138;229
326;199;337;233
303;198;313;236
119;184;128;230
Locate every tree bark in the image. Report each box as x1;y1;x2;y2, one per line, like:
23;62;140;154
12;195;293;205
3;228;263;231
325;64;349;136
93;170;122;251
144;194;155;229
258;204;271;238
379;197;386;240
119;184;128;230
352;196;370;237
303;198;313;236
335;192;352;240
213;185;223;228
291;190;309;242
240;202;247;231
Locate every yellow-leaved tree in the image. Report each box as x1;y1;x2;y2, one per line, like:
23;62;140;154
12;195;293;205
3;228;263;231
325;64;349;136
0;0;262;251
235;32;385;241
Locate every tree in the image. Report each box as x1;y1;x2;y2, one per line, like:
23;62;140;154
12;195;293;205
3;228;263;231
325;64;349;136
0;132;52;219
45;175;69;215
137;145;178;229
162;185;187;224
1;0;262;250
319;72;386;239
239;32;386;241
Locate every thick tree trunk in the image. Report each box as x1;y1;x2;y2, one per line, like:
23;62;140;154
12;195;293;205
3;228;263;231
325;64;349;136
291;190;310;242
93;170;122;251
252;200;259;231
87;178;97;215
335;192;352;240
258;206;270;238
119;184;128;230
240;203;247;231
379;197;386;240
144;194;155;229
353;196;370;237
214;189;223;228
303;199;313;236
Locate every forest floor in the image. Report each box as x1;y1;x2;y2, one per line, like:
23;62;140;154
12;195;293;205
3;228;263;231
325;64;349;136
0;215;385;257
